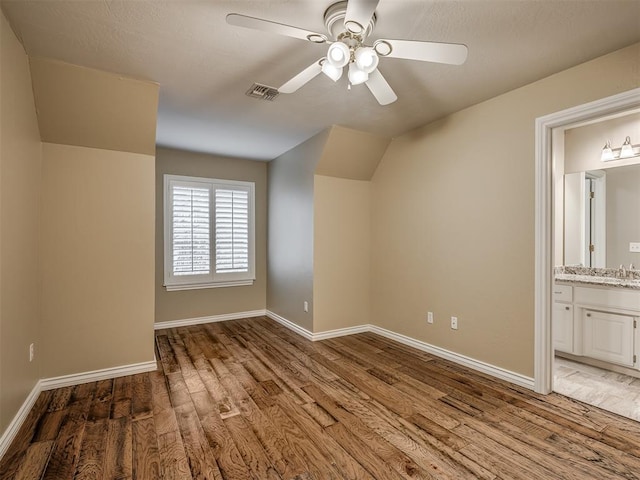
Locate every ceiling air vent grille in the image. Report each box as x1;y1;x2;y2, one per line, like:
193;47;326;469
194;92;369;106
246;83;279;101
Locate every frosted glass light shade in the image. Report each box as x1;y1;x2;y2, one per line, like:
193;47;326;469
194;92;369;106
601;141;614;161
327;42;350;68
620;136;634;158
354;47;379;73
348;63;368;85
321;61;343;82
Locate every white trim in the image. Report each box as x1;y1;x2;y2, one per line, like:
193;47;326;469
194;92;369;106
40;360;157;391
312;325;370;341
155;310;267;330
265;311;534;390
0;381;42;461
534;88;640;394
164;279;254;291
266;310;314;340
369;325;535;390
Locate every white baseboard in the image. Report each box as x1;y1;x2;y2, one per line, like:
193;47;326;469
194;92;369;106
312;325;370;341
266;310;314;340
40;360;158;391
0;358;157;461
369;325;535;390
263;311;534;390
155;309;267;330
0;381;42;461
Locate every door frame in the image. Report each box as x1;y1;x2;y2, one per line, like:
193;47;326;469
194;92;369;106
533;87;640;394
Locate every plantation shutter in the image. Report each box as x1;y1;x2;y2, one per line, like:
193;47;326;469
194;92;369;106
172;185;210;275
215;187;249;274
164;175;254;290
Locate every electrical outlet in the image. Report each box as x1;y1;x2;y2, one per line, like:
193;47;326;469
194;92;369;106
427;312;434;324
451;317;458;330
29;343;35;362
303;301;309;313
630;242;640;253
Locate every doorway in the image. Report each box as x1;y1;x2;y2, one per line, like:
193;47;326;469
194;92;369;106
533;87;640;396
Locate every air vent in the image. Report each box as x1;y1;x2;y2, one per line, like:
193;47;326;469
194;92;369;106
246;83;279;101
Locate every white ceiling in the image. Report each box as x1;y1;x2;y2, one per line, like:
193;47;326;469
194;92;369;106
3;0;640;161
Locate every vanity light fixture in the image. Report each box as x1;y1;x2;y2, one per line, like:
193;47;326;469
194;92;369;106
601;136;639;162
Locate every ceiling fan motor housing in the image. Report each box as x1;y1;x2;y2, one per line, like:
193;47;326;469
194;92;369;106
324;1;376;41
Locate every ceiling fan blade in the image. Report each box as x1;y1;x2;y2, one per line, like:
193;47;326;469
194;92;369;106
344;0;379;34
226;13;327;43
376;38;468;65
365;69;397;106
278;60;323;94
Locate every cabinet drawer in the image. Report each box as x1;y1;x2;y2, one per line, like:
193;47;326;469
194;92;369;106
574;286;640;311
552;284;573;303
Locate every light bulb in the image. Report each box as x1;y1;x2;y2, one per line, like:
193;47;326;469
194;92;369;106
327;42;350;68
348;63;368;85
321;61;342;82
354;47;379;73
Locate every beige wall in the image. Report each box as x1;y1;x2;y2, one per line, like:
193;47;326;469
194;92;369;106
267;131;329;331
29;57;159;156
371;43;640;377
313;175;371;332
0;11;42;434
40;143;155;378
155;147;267;323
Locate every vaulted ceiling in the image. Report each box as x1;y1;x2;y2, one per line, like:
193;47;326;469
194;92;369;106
2;0;640;160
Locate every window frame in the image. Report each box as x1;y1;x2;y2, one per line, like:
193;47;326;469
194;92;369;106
163;174;255;291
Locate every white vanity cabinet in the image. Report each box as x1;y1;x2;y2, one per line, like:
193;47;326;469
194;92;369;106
553;282;639;369
552;284;574;354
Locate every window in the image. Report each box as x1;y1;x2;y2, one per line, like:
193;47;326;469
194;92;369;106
163;174;255;290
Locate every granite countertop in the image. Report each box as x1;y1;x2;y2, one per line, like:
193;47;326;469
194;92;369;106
554;266;640;290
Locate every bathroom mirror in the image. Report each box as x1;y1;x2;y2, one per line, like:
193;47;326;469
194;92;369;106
563;163;640;268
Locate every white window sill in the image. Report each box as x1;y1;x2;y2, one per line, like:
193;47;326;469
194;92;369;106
164;280;254;291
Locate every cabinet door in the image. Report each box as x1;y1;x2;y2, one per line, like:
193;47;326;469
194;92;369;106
552;302;573;353
583;310;635;367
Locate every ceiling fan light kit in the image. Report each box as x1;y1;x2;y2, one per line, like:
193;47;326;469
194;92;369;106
226;0;468;106
321;59;343;82
327;41;351;67
348;62;369;85
354;46;379;73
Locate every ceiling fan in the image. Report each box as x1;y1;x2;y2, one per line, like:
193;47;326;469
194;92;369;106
226;0;468;106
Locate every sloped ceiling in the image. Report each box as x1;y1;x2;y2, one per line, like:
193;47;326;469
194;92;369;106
316;126;390;180
2;0;640;160
30;57;159;155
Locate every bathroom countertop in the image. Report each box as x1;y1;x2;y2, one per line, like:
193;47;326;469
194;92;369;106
554;273;640;290
554;266;640;290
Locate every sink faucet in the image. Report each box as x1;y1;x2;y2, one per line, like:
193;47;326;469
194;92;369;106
619;264;627;279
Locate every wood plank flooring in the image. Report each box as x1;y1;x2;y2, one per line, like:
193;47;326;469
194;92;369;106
2;316;640;479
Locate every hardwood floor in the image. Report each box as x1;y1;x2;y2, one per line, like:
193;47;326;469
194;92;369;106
2;316;640;479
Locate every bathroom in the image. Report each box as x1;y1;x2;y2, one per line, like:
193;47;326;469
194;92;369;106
552;110;640;420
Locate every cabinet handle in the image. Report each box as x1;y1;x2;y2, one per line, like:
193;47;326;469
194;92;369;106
586;313;591;317
565;306;570;310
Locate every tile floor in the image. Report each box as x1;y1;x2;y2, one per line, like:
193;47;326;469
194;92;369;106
554;356;640;422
